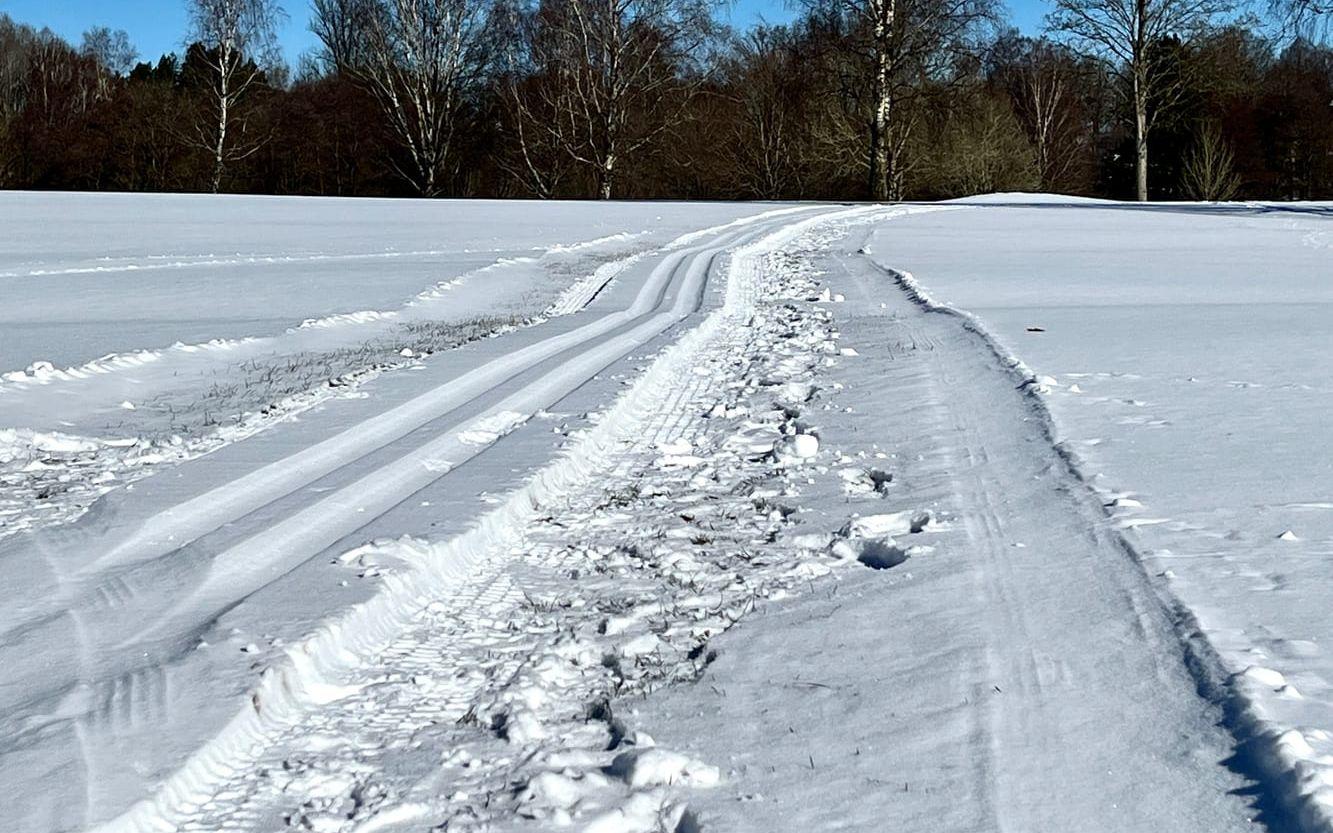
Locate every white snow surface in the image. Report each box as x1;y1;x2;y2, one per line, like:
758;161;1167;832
862;199;1333;829
0;192;778;374
2;194;1330;833
0;195;801;538
0;196;831;831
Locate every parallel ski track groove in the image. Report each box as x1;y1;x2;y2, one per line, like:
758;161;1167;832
0;216;800;735
165;233;742;833
60;206;856;833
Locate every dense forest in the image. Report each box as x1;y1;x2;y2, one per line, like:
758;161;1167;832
0;0;1330;201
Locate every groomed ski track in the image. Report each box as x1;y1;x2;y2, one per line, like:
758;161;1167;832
1;205;832;831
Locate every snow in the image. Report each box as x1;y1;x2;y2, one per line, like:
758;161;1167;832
2;194;1330;833
0;193;768;373
0;194;799;538
861;199;1333;829
944;190;1116;204
0;195;832;831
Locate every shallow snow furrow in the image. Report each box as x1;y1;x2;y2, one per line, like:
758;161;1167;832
879;262;1325;830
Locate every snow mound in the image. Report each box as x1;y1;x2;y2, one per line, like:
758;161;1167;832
944;192;1116;205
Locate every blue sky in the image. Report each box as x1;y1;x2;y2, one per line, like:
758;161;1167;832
0;0;1046;65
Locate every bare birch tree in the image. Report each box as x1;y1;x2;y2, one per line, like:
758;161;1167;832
805;0;995;201
1181;122;1240;199
726;27;817;199
501;0;717;199
1049;0;1230;200
1270;0;1331;39
497;74;574;197
81;28;138;76
186;0;285;193
990;36;1096;191
494;0;578;197
311;0;374;71
0;17;31;186
80;27;137;107
314;0;493;196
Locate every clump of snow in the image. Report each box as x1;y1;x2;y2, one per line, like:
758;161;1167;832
457;410;530;446
606;747;720;789
773;433;819;463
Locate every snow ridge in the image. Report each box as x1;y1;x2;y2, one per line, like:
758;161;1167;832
545;253;645;316
884;263;1333;833
0;338;261;391
0;234;645;395
92;205;873;833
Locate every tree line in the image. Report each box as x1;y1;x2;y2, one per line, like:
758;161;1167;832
0;0;1329;201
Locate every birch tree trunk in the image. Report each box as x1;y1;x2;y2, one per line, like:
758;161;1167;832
598;153;616;199
1132;0;1149;201
869;0;894;201
210;39;232;193
1134;81;1148;201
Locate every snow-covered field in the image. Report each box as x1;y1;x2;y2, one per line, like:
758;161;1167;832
0;193;786;373
863;196;1333;828
0;194;793;535
1;193;1330;833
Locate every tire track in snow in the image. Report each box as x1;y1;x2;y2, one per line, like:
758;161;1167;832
625;234;1261;833
157;302;724;833
864;259;1299;830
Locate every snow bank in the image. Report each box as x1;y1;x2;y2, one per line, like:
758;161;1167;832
944;191;1116;205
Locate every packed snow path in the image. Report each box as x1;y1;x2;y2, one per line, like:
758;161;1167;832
1;202;1311;832
641;242;1264;832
